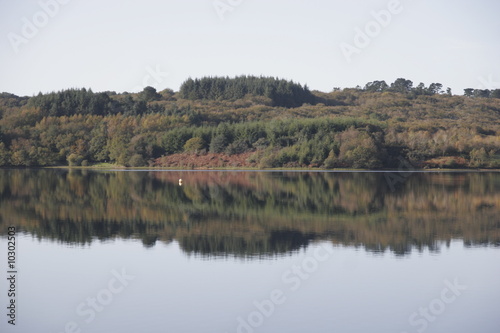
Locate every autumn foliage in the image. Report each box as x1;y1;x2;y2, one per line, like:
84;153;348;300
0;77;499;169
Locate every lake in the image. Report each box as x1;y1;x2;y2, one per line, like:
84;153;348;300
0;169;499;333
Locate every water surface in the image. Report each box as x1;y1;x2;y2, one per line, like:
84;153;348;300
0;170;499;332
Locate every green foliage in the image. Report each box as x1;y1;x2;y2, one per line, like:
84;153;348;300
463;88;500;98
67;153;83;166
323;150;337;169
364;79;449;97
179;76;316;107
127;154;146;167
28;88;113;116
107;134;130;165
338;128;382;168
161;128;193;154
0;142;10;166
184;137;206;153
258;151;278;168
225;139;249;155
25;87;176;117
491;89;500;99
364;80;388;92
469;148;487;168
140;86;161;102
390;78;413;94
464;88;474;97
89;122;109;162
209;135;228;153
0;77;499;168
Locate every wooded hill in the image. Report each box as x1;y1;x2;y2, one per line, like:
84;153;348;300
0;76;499;169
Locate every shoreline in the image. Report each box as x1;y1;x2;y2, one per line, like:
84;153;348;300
1;165;499;172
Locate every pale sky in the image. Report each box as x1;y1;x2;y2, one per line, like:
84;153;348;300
0;0;499;96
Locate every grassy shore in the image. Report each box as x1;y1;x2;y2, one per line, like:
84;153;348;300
39;164;500;172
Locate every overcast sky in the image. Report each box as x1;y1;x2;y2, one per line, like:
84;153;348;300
0;0;499;96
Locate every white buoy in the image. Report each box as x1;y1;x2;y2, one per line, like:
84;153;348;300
179;178;183;186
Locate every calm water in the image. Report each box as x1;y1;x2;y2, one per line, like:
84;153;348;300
0;169;499;333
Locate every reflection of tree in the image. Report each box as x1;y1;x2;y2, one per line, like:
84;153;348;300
179;230;312;258
0;170;499;257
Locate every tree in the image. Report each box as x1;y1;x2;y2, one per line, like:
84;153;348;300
183;137;205;153
210;135;228;153
464;88;474;97
9;139;33;166
427;83;443;95
132;100;147;115
159;88;176;100
127;154;146;167
107;134;131;165
141;86;161;102
390;78;413;94
323;150;337;169
364;80;388;92
67;153;83;166
469;148;487;167
225;139;249;155
89;122;109;162
161;128;192;155
474;89;491;98
337;128;382;168
0;142;10;166
414;82;426;95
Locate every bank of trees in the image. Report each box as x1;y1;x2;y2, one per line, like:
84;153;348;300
25;87;196;117
463;88;500;99
363;78;500;99
0;76;499;169
179;76;316;107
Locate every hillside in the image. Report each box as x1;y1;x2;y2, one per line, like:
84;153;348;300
0;76;499;169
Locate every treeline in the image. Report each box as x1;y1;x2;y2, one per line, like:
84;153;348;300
363;78;450;95
463;88;500;98
0;76;500;169
0;113;385;168
362;78;500;99
25;87;192;117
179;76;316;107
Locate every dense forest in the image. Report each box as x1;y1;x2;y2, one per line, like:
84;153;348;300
0;170;498;257
0;76;499;169
179;76;316;107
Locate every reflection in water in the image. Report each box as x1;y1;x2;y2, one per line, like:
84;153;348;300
0;169;499;257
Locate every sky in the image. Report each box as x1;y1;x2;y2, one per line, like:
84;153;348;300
0;0;499;96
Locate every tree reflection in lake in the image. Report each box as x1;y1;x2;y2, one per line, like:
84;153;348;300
0;169;499;258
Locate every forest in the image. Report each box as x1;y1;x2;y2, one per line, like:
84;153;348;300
0;76;499;169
